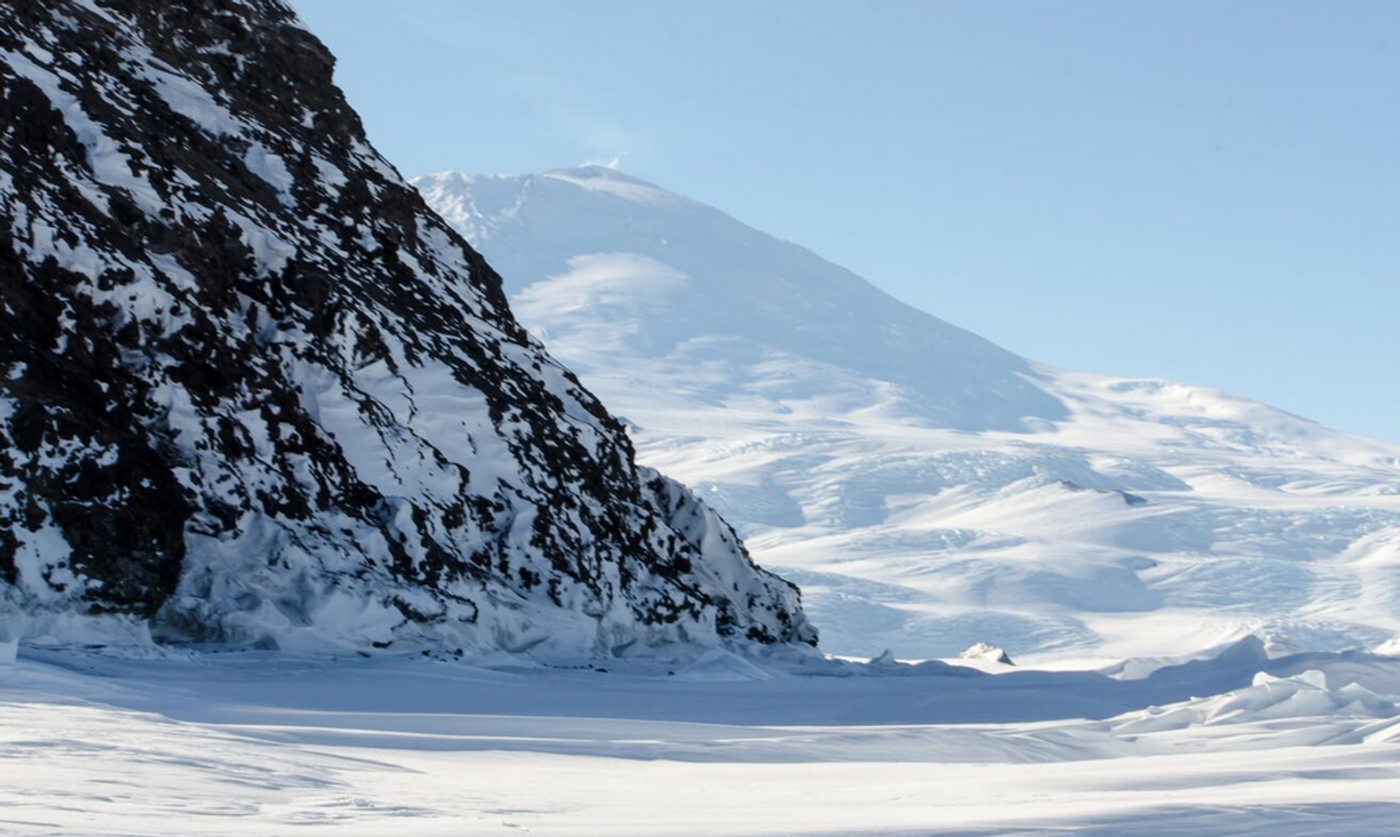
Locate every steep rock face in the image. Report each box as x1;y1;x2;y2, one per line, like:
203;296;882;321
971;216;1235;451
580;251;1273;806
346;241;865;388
0;0;814;654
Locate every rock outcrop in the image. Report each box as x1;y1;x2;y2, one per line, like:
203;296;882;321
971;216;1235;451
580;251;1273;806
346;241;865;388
0;0;815;655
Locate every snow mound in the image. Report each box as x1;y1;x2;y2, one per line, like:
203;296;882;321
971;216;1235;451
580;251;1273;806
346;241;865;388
868;648;898;666
960;642;1014;665
1115;669;1397;733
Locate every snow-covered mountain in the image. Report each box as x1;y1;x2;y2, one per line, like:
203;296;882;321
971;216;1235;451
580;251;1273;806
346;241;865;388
0;1;814;656
417;166;1400;662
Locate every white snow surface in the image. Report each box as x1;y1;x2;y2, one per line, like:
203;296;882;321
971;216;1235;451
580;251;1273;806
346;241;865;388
4;642;1400;835
416;166;1400;664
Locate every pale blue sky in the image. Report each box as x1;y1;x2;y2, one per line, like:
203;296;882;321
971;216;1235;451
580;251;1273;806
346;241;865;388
294;0;1398;443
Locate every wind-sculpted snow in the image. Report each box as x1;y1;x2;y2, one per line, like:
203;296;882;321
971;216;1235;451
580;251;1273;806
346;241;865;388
6;644;1400;834
0;1;813;656
417;166;1400;662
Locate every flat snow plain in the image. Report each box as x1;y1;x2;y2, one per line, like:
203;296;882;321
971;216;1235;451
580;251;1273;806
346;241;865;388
5;641;1400;835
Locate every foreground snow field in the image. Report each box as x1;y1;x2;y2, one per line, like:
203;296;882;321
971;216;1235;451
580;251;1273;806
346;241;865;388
5;643;1400;835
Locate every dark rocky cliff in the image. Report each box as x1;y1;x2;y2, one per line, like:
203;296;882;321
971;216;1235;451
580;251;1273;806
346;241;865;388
0;0;814;655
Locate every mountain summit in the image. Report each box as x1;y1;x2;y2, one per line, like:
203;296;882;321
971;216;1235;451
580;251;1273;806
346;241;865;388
416;167;1067;433
0;2;813;655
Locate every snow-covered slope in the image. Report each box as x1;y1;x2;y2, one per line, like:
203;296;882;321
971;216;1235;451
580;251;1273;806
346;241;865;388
417;166;1400;662
0;2;813;656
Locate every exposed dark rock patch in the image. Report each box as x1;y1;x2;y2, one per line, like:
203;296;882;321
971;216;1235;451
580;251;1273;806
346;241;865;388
0;0;815;655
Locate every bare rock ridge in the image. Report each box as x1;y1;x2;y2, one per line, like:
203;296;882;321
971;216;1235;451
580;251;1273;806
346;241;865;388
0;0;815;655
